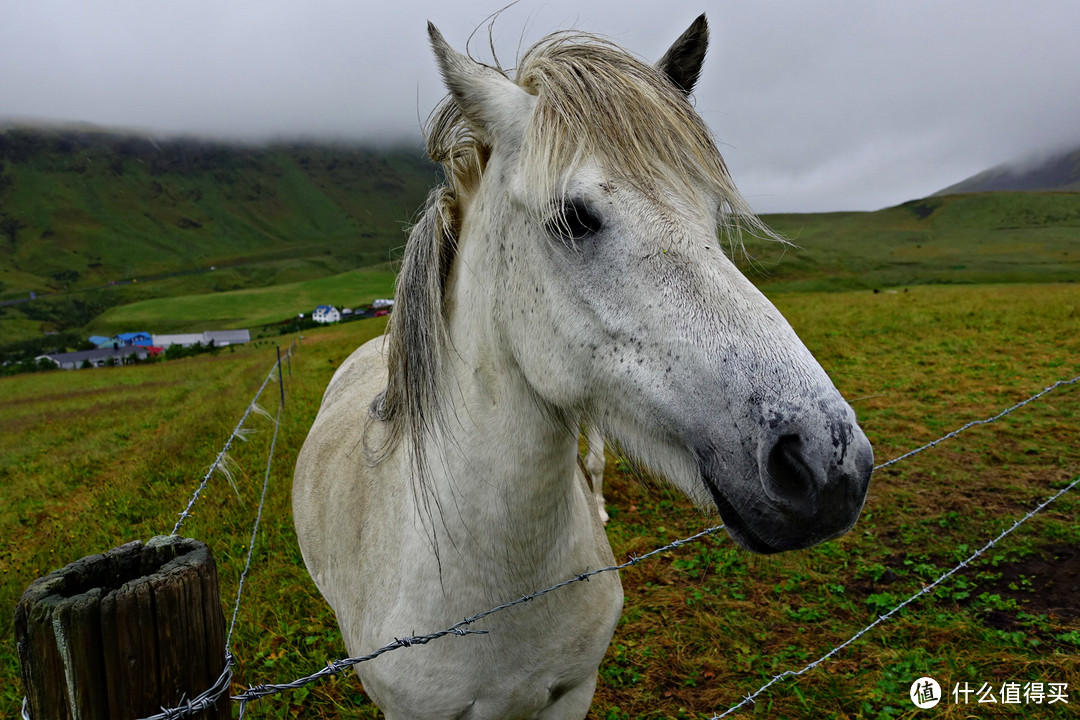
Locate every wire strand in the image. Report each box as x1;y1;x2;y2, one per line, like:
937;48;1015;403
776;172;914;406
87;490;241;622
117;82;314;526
711;472;1080;718
170;359;284;535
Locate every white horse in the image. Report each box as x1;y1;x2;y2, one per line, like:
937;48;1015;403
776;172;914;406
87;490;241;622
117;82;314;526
293;15;872;719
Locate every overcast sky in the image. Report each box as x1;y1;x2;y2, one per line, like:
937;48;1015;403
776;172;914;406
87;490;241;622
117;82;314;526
2;1;1079;213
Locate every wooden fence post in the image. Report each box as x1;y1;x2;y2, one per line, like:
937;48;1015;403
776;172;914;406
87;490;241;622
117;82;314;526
15;535;229;720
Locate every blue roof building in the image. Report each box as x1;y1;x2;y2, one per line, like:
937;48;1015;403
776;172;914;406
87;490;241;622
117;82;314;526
114;332;154;347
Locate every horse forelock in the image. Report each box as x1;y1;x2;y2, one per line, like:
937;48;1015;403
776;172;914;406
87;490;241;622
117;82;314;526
516;34;733;214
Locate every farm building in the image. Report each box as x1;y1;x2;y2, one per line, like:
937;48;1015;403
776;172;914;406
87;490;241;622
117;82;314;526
151;332;204;348
88;335;112;348
113;332;154;347
205;329;251;346
372;298;394;309
38;345;162;370
313;306;341;324
152;330;251;348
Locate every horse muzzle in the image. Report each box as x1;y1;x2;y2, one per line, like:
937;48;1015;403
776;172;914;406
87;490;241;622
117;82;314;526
697;405;873;554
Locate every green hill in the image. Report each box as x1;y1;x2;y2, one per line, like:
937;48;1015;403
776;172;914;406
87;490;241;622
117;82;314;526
0;126;435;339
91;267;396;335
742;191;1080;292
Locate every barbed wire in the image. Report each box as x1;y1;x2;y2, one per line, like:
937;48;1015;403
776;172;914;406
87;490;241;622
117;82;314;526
222;371;1080;713
712;470;1080;718
136;360;288;720
170;355;288;535
228;523;727;708
227;402;282;648
873;374;1078;471
20;367;1075;719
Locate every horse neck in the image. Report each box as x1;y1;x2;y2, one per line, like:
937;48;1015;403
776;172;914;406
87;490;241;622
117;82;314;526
421;224;589;580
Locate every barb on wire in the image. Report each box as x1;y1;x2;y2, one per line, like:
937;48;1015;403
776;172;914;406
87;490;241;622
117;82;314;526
874;374;1079;471
131;654;235;720
228;523;727;707
227;401;283;646
712;472;1080;718
171;358;285;535
171;350;296;535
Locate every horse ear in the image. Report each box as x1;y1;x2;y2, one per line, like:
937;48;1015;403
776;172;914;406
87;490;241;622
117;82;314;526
656;14;709;96
428;22;533;140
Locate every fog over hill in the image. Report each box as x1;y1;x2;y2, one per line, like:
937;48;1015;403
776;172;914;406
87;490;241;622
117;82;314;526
4;3;1080;213
936;143;1080;195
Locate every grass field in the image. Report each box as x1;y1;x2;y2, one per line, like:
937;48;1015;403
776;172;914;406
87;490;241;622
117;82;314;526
2;283;1078;718
89;266;397;334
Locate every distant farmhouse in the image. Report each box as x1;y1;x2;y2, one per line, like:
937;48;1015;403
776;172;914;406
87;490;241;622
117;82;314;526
38;329;251;370
152;330;251;348
312;305;341;324
115;331;154;347
38;345;162;370
86;332;154;349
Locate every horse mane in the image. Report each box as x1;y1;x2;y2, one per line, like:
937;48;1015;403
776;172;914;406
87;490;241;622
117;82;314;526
370;29;773;473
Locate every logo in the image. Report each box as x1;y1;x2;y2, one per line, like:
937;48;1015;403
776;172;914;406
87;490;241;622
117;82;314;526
911;677;942;709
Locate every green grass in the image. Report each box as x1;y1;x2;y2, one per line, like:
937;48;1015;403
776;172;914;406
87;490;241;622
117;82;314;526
740;192;1080;292
89;266;397;334
0;318;390;718
2;283;1077;718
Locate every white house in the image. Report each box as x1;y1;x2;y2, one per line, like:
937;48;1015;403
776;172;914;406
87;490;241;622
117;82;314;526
312;305;341;324
372;298;395;309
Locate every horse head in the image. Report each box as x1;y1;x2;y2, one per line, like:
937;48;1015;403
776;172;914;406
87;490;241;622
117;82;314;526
418;16;873;554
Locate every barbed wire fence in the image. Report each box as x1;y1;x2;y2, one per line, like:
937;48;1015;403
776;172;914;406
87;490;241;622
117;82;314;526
222;374;1080;717
20;369;1077;719
712;473;1080;718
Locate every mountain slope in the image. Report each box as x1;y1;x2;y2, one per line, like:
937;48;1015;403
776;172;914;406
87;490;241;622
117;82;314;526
0;127;436;301
936;144;1080;195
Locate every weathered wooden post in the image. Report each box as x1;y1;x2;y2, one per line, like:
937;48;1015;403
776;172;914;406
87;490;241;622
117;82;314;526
15;535;229;720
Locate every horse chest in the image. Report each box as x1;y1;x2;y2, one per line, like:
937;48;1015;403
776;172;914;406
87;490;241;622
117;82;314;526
355;566;623;720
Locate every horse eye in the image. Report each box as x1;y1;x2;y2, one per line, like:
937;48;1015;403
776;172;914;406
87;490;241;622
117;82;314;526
548;199;603;242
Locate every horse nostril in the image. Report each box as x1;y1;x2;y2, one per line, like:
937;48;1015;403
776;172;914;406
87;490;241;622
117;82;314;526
765;433;816;502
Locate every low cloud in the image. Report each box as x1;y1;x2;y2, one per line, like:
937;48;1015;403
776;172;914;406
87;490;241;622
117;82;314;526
2;0;1078;212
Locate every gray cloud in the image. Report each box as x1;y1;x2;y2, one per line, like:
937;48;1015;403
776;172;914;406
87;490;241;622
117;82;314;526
2;0;1078;212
